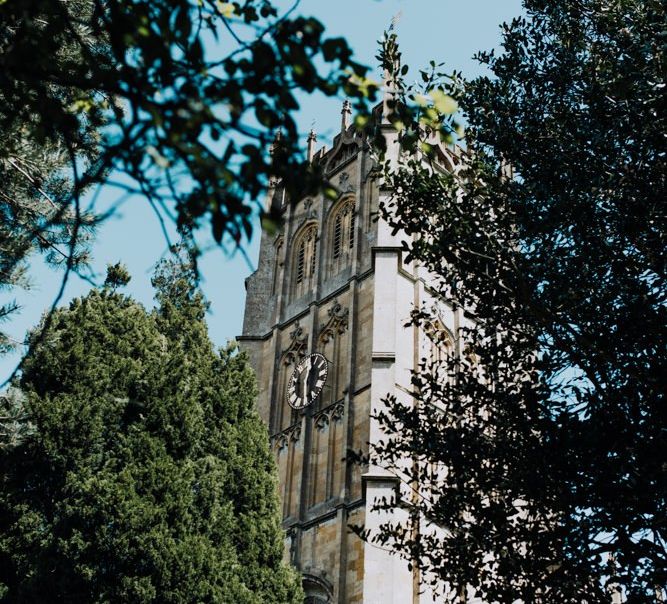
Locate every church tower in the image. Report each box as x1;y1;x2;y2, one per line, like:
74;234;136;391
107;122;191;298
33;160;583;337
239;100;463;603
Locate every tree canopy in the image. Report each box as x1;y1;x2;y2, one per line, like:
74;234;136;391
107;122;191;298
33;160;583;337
365;1;666;602
0;0;376;358
0;255;302;602
0;0;101;352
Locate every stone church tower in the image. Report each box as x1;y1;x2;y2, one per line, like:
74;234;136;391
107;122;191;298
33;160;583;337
239;100;463;603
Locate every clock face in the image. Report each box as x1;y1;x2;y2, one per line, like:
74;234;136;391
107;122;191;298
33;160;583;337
287;353;328;410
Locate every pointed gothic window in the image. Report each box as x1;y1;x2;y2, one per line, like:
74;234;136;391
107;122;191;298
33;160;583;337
292;224;318;300
329;197;355;275
424;319;455;382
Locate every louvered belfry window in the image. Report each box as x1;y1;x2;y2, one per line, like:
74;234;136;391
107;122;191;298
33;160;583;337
330;198;355;273
333;214;343;259
296;242;306;283
293;224;318;299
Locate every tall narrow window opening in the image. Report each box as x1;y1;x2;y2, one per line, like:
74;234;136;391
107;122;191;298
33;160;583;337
329;197;355;275
423;319;455;385
292;224;318;299
296;244;306;283
333;214;343;259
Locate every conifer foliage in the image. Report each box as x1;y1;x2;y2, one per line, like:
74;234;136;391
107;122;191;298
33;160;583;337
0;255;301;603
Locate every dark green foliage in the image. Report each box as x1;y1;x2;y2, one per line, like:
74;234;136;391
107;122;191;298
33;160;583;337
0;388;33;451
366;2;666;602
103;262;131;290
0;0;376;250
0;0;376;367
0;254;301;603
0;0;100;352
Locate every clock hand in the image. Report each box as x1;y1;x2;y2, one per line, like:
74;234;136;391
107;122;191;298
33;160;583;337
302;357;311;402
308;360;318;392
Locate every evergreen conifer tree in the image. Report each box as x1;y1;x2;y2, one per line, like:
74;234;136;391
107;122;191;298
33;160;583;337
0;256;302;603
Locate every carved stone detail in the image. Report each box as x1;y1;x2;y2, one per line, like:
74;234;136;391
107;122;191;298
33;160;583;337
313;401;345;432
282;323;307;366
318;300;349;345
302;197;318;220
326;141;360;174
338;171;354;193
313;411;330;431
330;401;345;422
271;422;302;450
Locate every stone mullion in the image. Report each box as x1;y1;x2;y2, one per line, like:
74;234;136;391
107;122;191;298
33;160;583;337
271;360;283;435
332;332;340;405
326;410;336;501
284;430;295;519
336;279;358;602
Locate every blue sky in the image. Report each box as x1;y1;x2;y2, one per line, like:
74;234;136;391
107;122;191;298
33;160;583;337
0;0;523;383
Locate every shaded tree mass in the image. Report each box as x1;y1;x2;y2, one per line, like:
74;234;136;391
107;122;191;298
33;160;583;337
0;254;302;603
369;1;666;602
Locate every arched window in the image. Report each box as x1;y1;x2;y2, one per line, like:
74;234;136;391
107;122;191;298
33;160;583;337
420;319;456;417
424;319;455;381
292;224;318;300
302;575;333;604
329;197;355;275
430;322;453;363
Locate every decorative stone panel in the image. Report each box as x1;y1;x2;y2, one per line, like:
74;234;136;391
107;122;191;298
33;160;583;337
282;323;307;366
318;300;349;346
271;422;302;450
313;401;345;432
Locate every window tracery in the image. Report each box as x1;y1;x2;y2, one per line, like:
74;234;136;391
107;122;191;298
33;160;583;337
292;224;318;300
423;319;455;383
302;575;333;604
329;197;355;275
428;320;454;364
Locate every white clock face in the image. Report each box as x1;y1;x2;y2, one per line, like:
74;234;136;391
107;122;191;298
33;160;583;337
287;353;328;410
